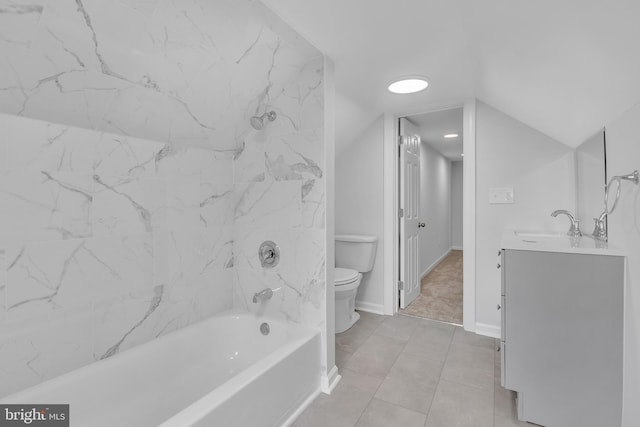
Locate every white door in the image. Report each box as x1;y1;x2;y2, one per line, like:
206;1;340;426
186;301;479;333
399;118;421;308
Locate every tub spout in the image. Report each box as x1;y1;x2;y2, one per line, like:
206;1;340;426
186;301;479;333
253;288;273;303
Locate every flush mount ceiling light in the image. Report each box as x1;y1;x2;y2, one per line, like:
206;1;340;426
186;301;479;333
387;76;429;94
444;133;459;139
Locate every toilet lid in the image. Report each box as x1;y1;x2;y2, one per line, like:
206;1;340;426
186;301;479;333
335;268;359;286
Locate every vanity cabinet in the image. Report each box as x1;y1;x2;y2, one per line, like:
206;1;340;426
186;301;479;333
500;248;624;427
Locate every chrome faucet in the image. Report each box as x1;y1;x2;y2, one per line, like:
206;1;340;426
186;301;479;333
252;288;273;303
592;211;608;242
551;210;582;238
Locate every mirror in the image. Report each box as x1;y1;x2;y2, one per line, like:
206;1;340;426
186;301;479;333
575;128;607;226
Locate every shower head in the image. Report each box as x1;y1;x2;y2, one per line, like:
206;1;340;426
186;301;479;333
250;111;277;130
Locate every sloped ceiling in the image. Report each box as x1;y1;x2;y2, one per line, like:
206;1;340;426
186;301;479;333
262;0;640;152
410;108;464;161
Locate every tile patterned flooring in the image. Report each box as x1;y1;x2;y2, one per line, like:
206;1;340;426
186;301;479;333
293;312;530;427
400;250;463;324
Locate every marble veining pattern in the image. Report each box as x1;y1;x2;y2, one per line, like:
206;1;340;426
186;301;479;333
0;0;326;400
0;114;238;397
0;0;321;150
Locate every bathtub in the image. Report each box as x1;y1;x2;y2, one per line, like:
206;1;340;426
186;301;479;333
0;310;321;427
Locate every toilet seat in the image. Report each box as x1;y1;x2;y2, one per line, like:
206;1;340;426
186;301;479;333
335;268;360;286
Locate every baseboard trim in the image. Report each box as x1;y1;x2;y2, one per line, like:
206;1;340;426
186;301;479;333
420;249;452;280
320;365;341;394
475;322;501;339
354;301;386;315
451;245;463;250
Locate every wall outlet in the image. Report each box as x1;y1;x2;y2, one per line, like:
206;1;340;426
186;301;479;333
489;187;514;204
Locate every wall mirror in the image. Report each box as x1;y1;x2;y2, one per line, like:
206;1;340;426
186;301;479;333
575;128;607;227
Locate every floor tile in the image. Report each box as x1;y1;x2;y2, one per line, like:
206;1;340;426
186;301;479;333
441;341;495;391
374;352;442;413
336;327;373;354
403;319;455;362
375;374;437;414
355;398;426;427
387;351;444;389
425;379;494;427
374;314;421;341
294;312;528;427
336;348;352;368
494;413;532;427
342;333;406;379
336;315;379;354
357;310;386;327
339;367;384;393
295;367;381;427
293;393;355;427
452;326;497;350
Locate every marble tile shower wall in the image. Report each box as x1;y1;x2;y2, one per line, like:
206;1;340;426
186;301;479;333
232;56;325;330
0;114;235;396
0;0;319;149
0;0;325;397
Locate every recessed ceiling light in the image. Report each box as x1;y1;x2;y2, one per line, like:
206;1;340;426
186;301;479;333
387;77;429;94
444;133;459;139
461;153;465;157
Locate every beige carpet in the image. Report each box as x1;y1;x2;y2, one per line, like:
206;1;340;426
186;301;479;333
399;250;463;324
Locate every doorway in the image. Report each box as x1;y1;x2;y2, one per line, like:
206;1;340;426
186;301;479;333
397;107;464;325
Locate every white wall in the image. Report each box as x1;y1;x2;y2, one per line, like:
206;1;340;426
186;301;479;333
451;161;464;249
602;103;640;426
475;101;575;333
419;140;452;277
335;116;385;313
575;129;607;223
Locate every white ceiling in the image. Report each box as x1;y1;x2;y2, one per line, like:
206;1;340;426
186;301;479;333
261;0;640;153
408;108;464;161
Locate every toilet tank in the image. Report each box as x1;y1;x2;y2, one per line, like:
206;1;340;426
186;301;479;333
335;234;378;272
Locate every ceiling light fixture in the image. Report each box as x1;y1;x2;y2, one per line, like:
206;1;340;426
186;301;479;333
444;133;459;139
387;76;429;94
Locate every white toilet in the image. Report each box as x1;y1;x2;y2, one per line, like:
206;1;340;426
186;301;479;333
334;234;378;333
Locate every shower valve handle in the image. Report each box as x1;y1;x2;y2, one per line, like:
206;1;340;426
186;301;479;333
259;241;280;268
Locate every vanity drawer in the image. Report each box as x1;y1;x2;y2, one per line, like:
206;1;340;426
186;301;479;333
500;294;505;341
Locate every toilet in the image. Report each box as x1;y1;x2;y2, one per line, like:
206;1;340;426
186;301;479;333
334;234;378;333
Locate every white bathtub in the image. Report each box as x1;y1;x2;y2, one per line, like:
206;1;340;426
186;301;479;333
1;310;321;427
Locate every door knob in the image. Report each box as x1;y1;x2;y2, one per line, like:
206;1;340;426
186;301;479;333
418;222;426;228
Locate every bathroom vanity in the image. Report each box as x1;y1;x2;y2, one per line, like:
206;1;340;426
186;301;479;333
500;230;625;427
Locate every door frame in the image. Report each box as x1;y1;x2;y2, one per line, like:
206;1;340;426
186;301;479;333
382;99;476;332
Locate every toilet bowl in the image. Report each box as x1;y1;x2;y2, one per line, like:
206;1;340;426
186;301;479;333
335;267;362;333
334;234;378;333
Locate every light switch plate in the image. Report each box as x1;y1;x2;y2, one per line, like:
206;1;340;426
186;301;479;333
489;187;514;204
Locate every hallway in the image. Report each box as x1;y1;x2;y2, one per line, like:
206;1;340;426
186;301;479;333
400;250;463;324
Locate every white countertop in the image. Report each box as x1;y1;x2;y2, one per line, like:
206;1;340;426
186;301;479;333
501;229;626;256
